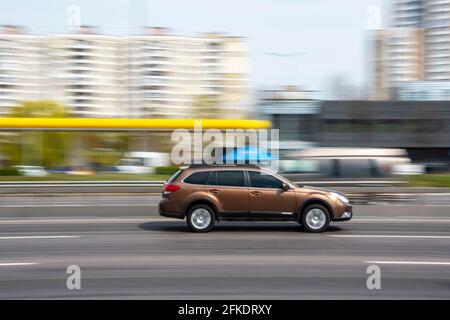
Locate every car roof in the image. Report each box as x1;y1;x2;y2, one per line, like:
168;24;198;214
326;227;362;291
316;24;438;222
185;164;261;171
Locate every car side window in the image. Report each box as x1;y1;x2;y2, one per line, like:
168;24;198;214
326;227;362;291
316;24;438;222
183;171;211;185
212;170;246;187
207;171;218;185
248;171;284;189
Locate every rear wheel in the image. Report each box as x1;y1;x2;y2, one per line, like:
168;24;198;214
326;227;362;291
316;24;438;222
186;204;215;233
301;204;331;233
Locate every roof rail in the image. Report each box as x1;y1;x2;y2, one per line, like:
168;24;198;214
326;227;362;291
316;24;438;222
188;163;261;169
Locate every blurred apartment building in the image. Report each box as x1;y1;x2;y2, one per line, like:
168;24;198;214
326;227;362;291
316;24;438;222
0;26;46;113
396;81;450;100
128;28;249;118
371;0;450;99
0;26;250;118
371;28;424;99
47;27;127;117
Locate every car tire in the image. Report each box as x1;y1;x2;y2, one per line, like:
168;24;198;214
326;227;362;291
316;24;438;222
186;204;215;233
300;204;331;233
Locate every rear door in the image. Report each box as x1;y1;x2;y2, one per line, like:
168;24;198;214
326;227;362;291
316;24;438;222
247;170;297;219
207;170;249;219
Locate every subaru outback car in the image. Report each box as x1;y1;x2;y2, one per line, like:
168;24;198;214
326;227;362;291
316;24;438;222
159;164;352;233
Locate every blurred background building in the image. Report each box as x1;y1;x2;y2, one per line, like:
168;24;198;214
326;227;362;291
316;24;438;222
47;26;127;117
0;25;250;118
371;0;450;100
395;81;450;100
1;0;450;174
0;26;46;114
319;100;450;165
391;0;424;28
371;28;424;99
128;27;250;118
259;88;450;166
258;86;320;157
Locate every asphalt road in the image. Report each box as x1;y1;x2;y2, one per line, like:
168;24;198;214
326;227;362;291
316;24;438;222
0;200;449;299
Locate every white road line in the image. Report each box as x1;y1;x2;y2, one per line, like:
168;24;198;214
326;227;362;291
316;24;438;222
0;218;157;224
329;235;450;239
364;261;450;266
0;204;157;208
0;262;39;266
0;235;80;240
350;193;450;196
0;193;161;196
0;183;163;187
298;181;403;184
350;218;450;223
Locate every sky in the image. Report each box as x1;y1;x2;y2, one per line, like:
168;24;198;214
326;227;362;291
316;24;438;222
1;0;386;97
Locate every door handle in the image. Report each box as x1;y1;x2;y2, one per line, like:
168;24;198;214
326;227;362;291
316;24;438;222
208;189;220;194
250;191;262;196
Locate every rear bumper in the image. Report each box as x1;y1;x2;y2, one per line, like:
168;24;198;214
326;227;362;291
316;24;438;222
159;210;185;219
159;200;184;219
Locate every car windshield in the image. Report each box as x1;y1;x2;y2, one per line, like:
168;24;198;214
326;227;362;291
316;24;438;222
260;169;293;186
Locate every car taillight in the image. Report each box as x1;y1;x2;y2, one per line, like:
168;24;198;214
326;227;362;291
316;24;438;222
163;184;180;195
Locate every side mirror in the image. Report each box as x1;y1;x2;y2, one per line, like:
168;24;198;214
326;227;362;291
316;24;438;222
282;183;291;191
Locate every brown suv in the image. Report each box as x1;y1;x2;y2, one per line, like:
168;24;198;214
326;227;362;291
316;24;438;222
159;164;352;232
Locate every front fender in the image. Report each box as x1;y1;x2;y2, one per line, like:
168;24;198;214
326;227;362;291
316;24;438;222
296;192;336;220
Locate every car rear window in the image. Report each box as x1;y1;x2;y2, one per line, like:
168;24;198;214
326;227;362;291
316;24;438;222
209;170;246;187
183;171;211;185
167;170;183;183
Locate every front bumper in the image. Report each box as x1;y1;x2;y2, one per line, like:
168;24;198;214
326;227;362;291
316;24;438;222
333;204;353;221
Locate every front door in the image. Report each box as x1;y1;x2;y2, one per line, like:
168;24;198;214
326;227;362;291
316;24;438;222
247;170;297;219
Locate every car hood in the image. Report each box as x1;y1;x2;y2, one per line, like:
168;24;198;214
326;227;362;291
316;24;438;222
294;185;345;196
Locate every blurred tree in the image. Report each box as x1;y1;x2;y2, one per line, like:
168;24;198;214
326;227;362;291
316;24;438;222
10;100;68;118
84;132;129;167
4;100;70;167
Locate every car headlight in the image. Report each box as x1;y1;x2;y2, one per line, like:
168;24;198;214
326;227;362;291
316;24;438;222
331;192;349;204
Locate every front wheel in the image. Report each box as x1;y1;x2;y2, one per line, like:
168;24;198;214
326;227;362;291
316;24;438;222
186;205;215;233
300;204;331;233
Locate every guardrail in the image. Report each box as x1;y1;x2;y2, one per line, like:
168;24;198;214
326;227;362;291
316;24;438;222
0;181;448;205
0;181;167;187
